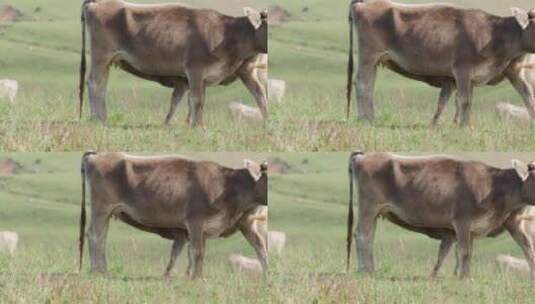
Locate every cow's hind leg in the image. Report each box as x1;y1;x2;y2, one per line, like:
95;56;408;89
87;206;112;273
430;83;455;126
163;231;188;278
239;220;268;274
164;80;189;125
87;56;111;121
355;202;380;273
430;235;455;278
355;53;379;122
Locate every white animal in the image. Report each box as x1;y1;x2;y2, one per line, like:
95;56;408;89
0;231;18;255
229;102;263;123
228;254;263;277
496;102;531;124
0;79;18;102
267;231;286;255
496;254;531;276
268;79;286;104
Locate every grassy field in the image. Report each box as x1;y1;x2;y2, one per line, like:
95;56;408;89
2;152;535;302
269;152;535;303
0;0;275;151
0;152;270;303
269;0;535;151
2;0;535;151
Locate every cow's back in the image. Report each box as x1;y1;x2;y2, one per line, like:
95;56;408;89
86;153;229;228
354;153;499;228
353;1;496;76
85;1;229;76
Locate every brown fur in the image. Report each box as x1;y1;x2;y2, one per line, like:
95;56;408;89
347;0;535;127
79;1;268;126
79;152;267;279
347;152;535;278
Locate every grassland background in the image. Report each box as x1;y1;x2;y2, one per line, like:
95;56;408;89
0;152;270;303
269;152;535;303
1;153;535;302
2;0;535;150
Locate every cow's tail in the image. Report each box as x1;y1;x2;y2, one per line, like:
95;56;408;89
79;0;94;120
346;1;361;120
346;150;364;272
79;151;96;272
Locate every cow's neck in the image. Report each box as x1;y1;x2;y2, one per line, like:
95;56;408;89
492;168;525;212
223;17;258;60
489;17;525;62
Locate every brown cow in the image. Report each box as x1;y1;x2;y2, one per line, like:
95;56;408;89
346;152;535;278
78;152;268;279
347;0;535;127
79;0;268;127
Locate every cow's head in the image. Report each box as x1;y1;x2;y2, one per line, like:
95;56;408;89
512;8;535;52
244;7;268;54
245;159;268;206
512;159;535;204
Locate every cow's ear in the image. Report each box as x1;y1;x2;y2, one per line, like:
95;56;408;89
512;7;530;30
244;159;261;181
260;9;268;22
244;7;262;29
512;159;529;180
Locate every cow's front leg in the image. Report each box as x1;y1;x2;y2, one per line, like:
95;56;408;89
165;80;189;125
431;83;455;127
239;221;268;274
453;223;472;279
186;225;206;279
355;203;379;273
87;209;111;273
87;58;111;122
163;231;189;278
237;65;268;120
185;74;206;127
453;244;460;276
505;218;535;279
506;70;535;121
355;54;378;122
454;74;474;128
430;235;455;278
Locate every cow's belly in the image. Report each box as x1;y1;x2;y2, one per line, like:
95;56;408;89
115;51;187;78
115;201;240;238
382;52;452;77
115;202;188;229
381;202;451;229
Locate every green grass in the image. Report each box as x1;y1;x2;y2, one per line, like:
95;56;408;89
2;0;535;150
269;152;535;303
0;0;275;151
2;152;535;302
268;0;535;151
0;152;269;303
